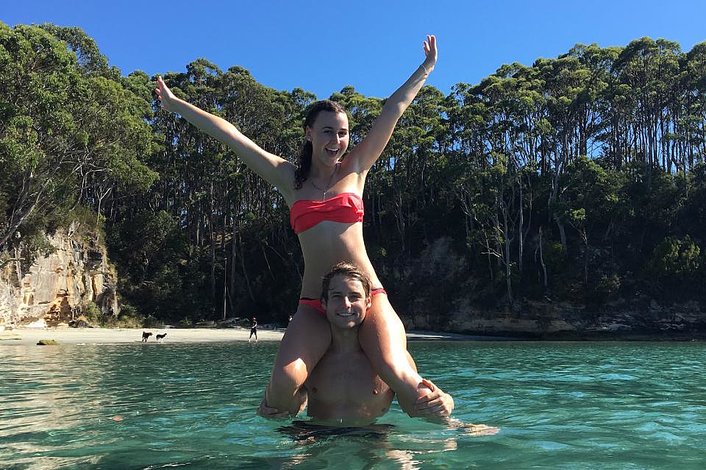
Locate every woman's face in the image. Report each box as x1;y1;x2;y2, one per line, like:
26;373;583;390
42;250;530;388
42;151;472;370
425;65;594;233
306;111;349;167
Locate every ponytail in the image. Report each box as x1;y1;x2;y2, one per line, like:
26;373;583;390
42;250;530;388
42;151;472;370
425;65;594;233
294;141;312;190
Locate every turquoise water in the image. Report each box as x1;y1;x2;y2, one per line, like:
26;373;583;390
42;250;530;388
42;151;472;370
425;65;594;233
1;340;706;469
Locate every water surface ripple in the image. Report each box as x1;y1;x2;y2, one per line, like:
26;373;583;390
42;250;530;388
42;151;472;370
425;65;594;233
1;341;705;468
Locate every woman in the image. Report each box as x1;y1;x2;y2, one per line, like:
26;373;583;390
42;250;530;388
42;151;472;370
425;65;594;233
155;35;447;418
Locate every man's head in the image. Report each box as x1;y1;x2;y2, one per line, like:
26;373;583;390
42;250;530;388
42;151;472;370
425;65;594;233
321;262;372;329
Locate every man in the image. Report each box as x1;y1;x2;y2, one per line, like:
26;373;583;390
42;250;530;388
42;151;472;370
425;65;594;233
259;262;454;425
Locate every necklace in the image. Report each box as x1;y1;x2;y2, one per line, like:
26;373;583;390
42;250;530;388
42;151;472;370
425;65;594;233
309;163;339;199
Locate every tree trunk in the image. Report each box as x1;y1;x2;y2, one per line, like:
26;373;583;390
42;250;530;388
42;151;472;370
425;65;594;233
538;226;548;292
209;181;216;313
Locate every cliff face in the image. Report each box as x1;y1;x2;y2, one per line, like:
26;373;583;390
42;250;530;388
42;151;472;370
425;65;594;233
0;223;119;327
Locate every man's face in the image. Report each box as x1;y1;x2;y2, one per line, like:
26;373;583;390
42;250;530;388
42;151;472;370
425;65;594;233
323;274;371;330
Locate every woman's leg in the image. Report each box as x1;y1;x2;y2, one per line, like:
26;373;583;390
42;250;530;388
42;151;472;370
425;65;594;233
263;304;331;415
359;293;430;416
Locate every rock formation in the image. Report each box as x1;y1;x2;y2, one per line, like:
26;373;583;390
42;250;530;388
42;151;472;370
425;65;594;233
0;222;119;328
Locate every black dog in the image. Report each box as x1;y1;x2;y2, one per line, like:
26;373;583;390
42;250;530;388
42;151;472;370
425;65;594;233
156;332;167;342
141;331;153;342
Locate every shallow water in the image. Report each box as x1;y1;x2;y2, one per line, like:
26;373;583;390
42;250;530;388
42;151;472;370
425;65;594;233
1;341;705;469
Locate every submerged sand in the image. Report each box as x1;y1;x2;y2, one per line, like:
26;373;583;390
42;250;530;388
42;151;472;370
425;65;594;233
0;327;284;346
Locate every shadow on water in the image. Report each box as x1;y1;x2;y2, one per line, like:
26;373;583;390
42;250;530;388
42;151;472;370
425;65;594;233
278;420;396;443
267;419;465;470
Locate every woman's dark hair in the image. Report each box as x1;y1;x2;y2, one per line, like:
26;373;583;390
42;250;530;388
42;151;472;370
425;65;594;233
294;100;347;189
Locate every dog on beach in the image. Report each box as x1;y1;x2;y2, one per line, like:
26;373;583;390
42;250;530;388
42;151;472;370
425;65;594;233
141;331;152;342
156;332;167;342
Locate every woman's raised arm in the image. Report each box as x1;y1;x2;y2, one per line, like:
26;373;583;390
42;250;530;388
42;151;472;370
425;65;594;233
349;35;437;173
155;76;295;198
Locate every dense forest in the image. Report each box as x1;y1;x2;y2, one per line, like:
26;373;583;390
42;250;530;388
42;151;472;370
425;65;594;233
1;23;705;327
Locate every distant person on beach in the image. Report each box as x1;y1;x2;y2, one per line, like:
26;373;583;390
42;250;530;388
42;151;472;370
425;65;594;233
249;317;258;342
259;262;457;425
156;35;450;418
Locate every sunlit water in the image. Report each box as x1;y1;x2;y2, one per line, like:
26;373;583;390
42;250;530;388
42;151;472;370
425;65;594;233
1;340;706;469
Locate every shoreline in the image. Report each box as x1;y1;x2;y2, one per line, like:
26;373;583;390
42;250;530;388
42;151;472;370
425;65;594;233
0;327;492;346
4;326;695;346
0;327;284;346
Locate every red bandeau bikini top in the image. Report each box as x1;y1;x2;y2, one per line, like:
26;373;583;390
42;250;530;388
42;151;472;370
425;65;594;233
290;192;364;234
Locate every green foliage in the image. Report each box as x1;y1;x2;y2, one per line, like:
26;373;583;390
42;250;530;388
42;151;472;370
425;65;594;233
81;302;102;325
647;236;702;281
0;23;157;253
108;303;144;328
144;315;163;328
78;301;144;328
593;273;622;301
5;23;706;325
106;210;199;322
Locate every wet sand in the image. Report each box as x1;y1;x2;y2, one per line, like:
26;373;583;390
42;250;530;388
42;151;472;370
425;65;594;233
0;327;284;345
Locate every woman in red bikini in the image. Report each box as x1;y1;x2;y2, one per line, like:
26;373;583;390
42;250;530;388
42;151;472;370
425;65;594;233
155;35;450;419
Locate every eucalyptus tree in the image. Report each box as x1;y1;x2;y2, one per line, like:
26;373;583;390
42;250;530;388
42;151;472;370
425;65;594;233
453;63;551;303
0;23;156;254
377;86;449;258
148;61;305;318
8;22;706;321
219;66;306;317
645;235;701;299
674;42;706;171
553;157;620;290
612;38;682;175
536;54;589;252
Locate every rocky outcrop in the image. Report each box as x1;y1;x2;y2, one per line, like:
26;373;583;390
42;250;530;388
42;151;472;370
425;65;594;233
0;222;119;327
406;297;706;340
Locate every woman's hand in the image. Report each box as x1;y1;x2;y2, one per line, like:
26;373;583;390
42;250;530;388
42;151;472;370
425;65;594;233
257;398;290;419
422;35;437;72
413;377;454;420
155;76;177;112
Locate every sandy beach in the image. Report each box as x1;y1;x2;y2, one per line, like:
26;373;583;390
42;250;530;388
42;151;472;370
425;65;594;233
0;326;284;346
0;327;483;346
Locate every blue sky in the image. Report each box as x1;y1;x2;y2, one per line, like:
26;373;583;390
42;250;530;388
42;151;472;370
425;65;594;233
3;1;705;99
